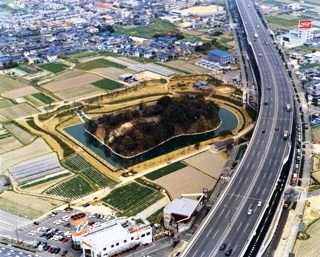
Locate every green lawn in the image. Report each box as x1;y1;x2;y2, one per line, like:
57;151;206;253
114;18;178;38
32;93;54;104
75;58;126;71
102;182;164;215
39;63;69;73
145;162;187;180
93;78;124;90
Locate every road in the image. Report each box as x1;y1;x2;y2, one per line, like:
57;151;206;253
182;1;294;257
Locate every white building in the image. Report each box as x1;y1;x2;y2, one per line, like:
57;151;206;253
279;28;314;48
82;214;152;257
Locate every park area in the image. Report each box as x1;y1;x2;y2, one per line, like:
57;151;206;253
101;181;164;217
39;62;70;74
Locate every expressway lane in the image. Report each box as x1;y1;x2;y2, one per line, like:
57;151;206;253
182;0;294;256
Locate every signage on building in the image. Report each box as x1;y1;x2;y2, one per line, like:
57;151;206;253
82;241;93;248
299;20;312;29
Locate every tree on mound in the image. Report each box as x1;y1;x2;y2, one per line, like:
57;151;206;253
86;94;221;156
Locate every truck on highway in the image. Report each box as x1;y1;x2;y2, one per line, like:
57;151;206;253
283;130;289;140
286;104;291;112
254;33;258;41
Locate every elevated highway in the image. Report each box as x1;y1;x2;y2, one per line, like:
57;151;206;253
182;0;295;256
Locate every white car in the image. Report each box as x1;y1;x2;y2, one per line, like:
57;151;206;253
257;201;262;207
247;209;253;215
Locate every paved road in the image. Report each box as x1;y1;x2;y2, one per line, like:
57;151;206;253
182;1;294;256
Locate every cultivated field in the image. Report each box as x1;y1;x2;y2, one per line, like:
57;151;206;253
0;135;23;155
105;56;135;66
0;191;65;219
4;123;35;145
0;138;52;171
32;93;54;104
45;175;95;199
145;162;187;180
0;99;14;109
0;76;31;92
93;78;124;90
183;151;227;179
63;154;116;188
39;62;69;74
2;86;39;99
101;181;164;216
91;67;128;80
0;103;38;121
42;73;101;92
155;166;217;199
75;58;126;71
54;84;105;101
163;60;209;74
48;69;86;81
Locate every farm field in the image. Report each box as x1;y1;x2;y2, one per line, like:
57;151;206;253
91;67;128;80
0;135;23;155
75;58;126;71
0;191;65;219
0;76;31;92
114;18;178;38
68;51;97;59
32;92;54;104
0;99;14;109
63;154;115;188
155;166;217;199
0;138;52;171
39;62;69;73
49;69;86;81
93;78;124;90
45;175;95;199
43;73;101;92
183;151;227;179
145;162;187;180
101;182;164;216
54;84;105;101
17;66;36;74
164;60;209;74
1;86;39;99
0;103;38;121
267;16;300;28
24;95;48;107
4;123;35;145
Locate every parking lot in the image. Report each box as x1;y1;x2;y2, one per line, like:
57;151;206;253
16;208;116;256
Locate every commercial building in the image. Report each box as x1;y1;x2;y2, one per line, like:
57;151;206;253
207;49;233;65
163;196;202;231
82;214;152;257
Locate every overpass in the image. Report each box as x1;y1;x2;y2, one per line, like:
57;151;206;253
182;0;295;256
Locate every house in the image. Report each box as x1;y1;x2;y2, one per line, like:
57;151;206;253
211;138;234;152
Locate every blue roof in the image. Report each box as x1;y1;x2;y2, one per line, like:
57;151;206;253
208;49;231;57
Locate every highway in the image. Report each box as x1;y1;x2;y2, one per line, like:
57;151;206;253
182;0;294;256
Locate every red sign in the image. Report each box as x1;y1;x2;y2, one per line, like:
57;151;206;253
299;20;312;29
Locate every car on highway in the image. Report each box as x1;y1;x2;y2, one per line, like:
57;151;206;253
259;53;262;57
33;221;40;225
225;248;233;256
247;209;253;215
219;243;226;251
267;86;271;90
257;201;262;207
262;129;265;134
264;100;268;105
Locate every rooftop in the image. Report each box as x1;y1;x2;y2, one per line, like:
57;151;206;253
164;197;199;218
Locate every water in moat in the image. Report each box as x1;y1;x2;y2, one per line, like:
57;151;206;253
64;108;238;169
